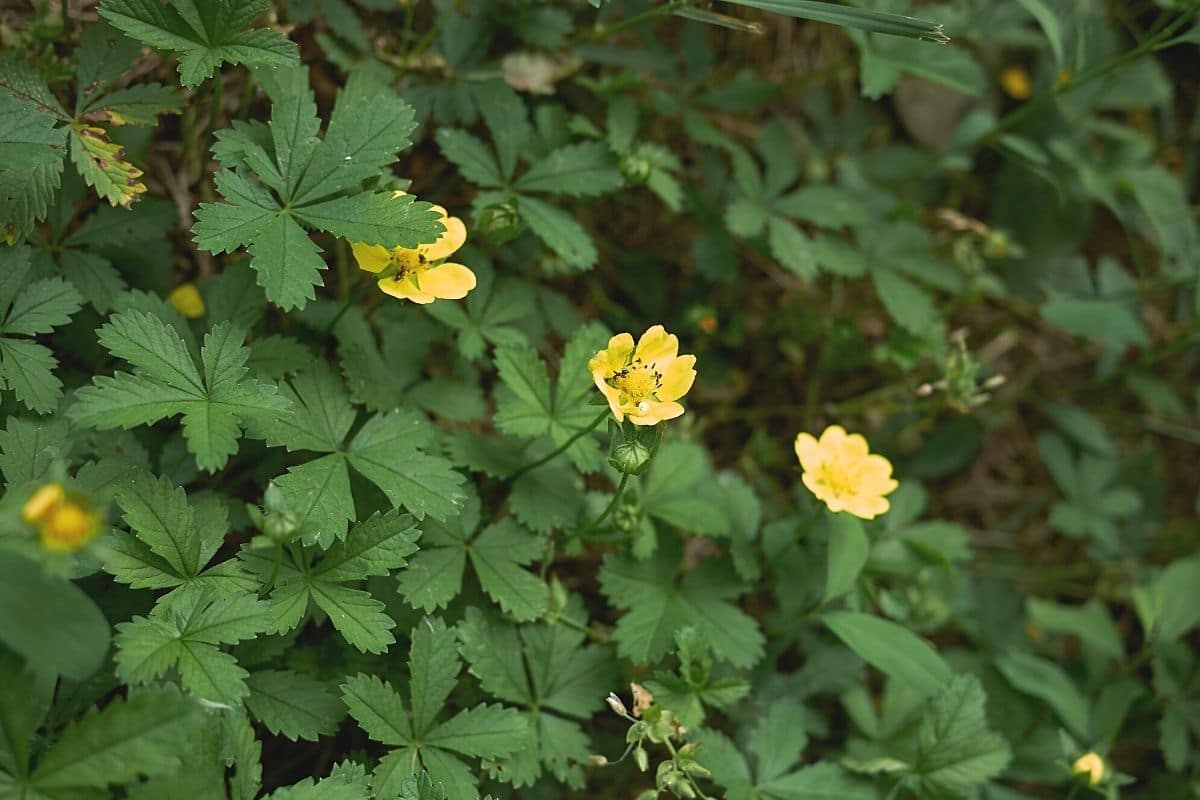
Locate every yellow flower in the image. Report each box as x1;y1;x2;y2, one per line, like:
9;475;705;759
1000;65;1033;100
794;425;898;520
21;483;103;553
1072;752;1106;786
351;204;476;304
40;504;103;552
168;283;206;318
22;483;66;524
588;325;697;426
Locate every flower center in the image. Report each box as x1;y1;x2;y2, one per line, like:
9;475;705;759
389;248;427;279
609;359;663;407
813;459;860;499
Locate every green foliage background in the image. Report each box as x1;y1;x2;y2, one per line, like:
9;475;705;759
0;0;1198;798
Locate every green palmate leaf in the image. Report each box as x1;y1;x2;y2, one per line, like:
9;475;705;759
599;536;764;667
245;670;346;742
494;322;609;472
193;66;442;310
644;627;749;728
0;246;83;413
696;703;873;800
341;618;529;798
68;310;291;470
243;509;420;653
0;95;66;242
99;0;299;88
397;489;547;621
910;675;1011;795
29;685;201;792
115;587;270;705
107;470;255;597
458;605;614;787
640;441;734;537
250;366;462;545
424;266;534;360
822;611;952;698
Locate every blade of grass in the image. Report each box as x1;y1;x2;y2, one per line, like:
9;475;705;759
719;0;949;42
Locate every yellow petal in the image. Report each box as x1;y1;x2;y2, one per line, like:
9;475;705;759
589;333;635;377
22;483;65;524
167;283;206;318
595;378;625;422
819;425;848;450
838;432;870;459
844;494;890;520
634;325;678;366
419;262;476;300
423;214;467;261
658;355;696;402
352;242;392;273
630;400;684;426
377;276;436;304
794;432;822;471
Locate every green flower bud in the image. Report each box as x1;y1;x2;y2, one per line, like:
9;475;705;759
477;201;523;244
263;509;300;543
634;745;649;772
620;152;652;185
609;438;653;475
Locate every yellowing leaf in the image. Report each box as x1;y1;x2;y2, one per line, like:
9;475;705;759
69;124;147;208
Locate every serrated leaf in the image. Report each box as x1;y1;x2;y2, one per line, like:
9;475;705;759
29;685;200;790
69;312;292;471
0;94;66;242
245;670;345;742
435;129;504;188
99;0;299;88
911;675;1011;794
514;142;622;197
599;538;764;667
518;195;597;270
69;124;147;208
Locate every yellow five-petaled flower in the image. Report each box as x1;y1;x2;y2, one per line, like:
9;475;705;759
794;425;898;520
351;204;476;304
589;325;697;426
21;483;103;553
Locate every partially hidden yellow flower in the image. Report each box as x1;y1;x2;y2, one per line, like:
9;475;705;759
588;325;697;426
1072;752;1106;786
351;204;476;304
1000;65;1033;100
22;483;66;524
21;483;103;553
168;283;206;318
794;425;898;520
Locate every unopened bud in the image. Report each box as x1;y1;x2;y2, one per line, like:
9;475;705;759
478;201;523;245
587;754;608;766
609;438;653;475
1072;752;1106;786
620;153;652;185
606;692;628;717
633;745;649;772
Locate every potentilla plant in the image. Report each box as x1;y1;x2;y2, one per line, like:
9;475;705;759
0;1;1196;799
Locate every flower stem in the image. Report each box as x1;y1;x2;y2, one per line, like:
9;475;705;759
508;410;609;482
576;472;630;538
